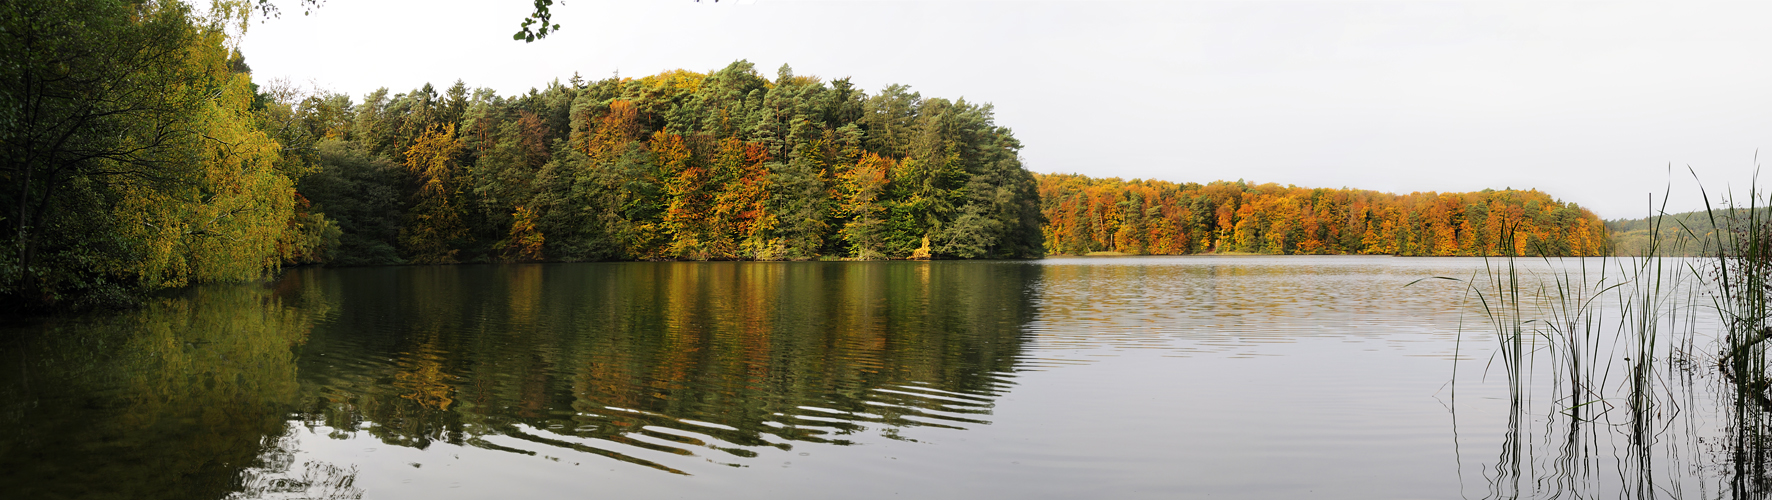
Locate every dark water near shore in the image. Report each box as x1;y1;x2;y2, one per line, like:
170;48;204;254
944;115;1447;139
0;256;1742;498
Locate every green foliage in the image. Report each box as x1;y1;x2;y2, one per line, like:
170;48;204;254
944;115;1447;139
0;0;323;311
301;140;405;265
514;0;562;42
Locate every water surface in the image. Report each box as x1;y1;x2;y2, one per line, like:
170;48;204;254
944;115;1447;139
0;256;1735;498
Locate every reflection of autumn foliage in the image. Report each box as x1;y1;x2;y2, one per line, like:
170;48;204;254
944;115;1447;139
292;262;1031;472
1038;174;1608;256
506;264;544;322
393;343;457;411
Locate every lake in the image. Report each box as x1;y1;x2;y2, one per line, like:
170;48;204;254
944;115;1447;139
0;256;1746;499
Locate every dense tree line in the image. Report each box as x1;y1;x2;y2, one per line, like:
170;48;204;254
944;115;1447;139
290;62;1044;267
1038;174;1609;257
3;0;1622;312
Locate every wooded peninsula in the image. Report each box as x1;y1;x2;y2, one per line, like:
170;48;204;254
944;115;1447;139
0;1;1608;311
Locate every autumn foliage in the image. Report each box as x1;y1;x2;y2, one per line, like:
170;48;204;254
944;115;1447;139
294;61;1045;265
4;2;1631;313
1037;174;1608;257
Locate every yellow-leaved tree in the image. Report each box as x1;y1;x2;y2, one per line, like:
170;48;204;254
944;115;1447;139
503;206;546;262
108;5;301;290
837;152;895;259
400;124;467;264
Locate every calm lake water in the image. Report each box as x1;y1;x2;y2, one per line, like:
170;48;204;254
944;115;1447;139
0;256;1745;499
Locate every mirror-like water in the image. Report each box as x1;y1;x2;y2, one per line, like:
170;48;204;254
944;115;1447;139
0;256;1744;498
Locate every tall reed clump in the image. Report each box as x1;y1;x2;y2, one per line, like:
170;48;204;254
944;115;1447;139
1461;225;1532;499
1694;176;1772;495
1606;195;1693;498
1437;202;1702;498
1705;185;1772;394
1433;168;1772;497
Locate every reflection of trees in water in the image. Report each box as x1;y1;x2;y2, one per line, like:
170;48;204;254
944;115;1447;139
0;281;342;499
293;262;1036;473
393;341;457;411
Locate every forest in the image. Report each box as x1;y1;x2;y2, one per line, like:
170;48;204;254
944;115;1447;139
1;1;1045;310
1;0;1611;312
1038;175;1610;257
290;61;1045;267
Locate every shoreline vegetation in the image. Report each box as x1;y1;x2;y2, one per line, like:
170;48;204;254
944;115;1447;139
2;0;1607;312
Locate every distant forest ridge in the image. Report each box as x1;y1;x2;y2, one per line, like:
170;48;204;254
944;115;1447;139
1037;174;1609;257
1604;208;1769;256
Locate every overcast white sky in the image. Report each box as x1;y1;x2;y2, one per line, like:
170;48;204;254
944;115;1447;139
239;0;1772;220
